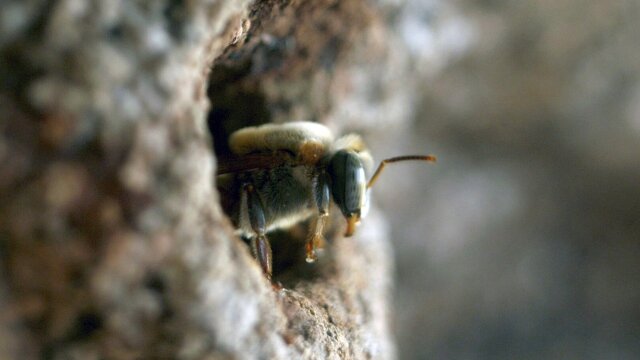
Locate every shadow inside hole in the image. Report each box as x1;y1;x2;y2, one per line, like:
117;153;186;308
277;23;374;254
207;100;327;285
233;216;343;287
206;62;270;159
206;58;342;287
271;212;344;287
269;223;326;286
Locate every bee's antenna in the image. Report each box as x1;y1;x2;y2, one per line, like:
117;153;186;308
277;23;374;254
367;155;437;189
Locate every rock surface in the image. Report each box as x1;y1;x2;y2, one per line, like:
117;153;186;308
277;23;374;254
0;0;398;358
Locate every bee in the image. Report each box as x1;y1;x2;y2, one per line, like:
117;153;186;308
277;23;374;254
216;121;436;280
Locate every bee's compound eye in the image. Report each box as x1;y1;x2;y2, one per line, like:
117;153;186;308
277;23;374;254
329;150;367;218
361;188;371;219
349;166;366;211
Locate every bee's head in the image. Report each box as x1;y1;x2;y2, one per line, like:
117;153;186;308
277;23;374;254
327;139;436;237
328;149;370;237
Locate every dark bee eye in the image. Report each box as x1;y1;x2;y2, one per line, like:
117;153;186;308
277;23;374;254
328;150;366;218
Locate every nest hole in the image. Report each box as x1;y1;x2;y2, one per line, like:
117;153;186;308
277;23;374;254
206;58;335;287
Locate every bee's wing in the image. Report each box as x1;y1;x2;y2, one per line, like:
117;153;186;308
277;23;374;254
216;151;298;175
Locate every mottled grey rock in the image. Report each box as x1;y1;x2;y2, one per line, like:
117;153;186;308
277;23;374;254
0;0;397;359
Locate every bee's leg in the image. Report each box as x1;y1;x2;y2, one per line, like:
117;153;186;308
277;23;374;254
251;234;272;280
307;171;330;263
243;183;273;280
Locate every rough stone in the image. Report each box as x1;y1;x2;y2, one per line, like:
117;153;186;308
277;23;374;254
0;0;397;359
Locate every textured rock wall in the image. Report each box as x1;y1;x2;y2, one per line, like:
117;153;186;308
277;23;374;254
0;0;399;358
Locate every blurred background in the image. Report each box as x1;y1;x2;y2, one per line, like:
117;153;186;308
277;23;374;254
367;0;640;358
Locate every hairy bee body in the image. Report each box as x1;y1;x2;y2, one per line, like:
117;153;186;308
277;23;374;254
235;166;316;236
219;121;371;233
229;121;334;156
216;121;435;280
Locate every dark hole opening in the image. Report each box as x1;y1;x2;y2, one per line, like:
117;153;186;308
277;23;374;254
206;60;332;286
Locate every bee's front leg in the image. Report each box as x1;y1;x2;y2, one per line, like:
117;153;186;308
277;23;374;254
307;170;330;263
243;183;273;280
